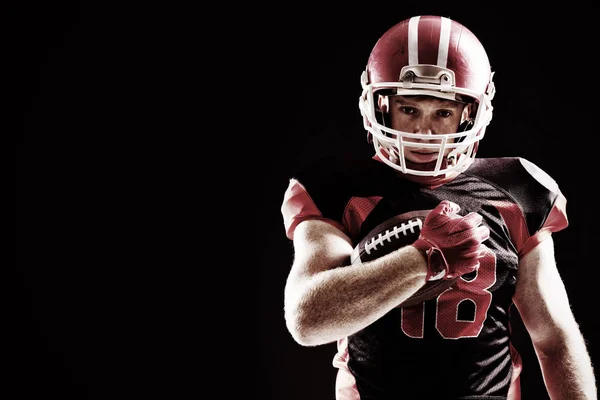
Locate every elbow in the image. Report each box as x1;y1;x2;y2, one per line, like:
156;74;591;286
284;279;338;347
284;304;323;347
284;294;335;347
533;336;563;360
531;325;574;360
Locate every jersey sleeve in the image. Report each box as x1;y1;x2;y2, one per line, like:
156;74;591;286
281;178;347;240
517;158;568;256
482;157;568;258
280;155;386;241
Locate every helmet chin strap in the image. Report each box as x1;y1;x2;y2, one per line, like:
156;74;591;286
447;153;458;166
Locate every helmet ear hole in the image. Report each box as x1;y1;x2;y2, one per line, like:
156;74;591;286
377;94;389;113
376;94;392;130
458;119;474;133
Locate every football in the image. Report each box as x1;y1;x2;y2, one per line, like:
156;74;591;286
350;210;457;308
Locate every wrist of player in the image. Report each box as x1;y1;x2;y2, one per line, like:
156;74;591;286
412;238;448;281
413;238;484;281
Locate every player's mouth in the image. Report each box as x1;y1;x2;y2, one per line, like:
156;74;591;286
409;150;440;163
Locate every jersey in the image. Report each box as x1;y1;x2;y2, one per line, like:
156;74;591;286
280;155;568;400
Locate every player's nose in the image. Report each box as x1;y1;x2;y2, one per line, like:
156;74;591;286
412;117;435;138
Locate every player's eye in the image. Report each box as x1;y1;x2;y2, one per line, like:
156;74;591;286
436;110;453;118
399;106;416;115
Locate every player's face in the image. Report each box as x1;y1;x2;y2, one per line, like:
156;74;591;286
389;96;469;164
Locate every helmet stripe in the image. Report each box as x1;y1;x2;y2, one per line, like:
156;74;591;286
408;16;452;68
408;16;420;65
437;17;451;68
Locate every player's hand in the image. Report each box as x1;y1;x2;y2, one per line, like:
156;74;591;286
412;200;490;281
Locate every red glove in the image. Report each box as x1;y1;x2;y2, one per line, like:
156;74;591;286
413;200;490;281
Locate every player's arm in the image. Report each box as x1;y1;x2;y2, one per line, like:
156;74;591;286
513;236;597;399
284;218;428;347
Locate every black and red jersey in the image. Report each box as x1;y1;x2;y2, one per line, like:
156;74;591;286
281;155;568;400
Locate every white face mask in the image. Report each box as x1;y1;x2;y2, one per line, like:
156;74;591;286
359;71;494;178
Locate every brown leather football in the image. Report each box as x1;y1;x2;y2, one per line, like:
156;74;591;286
350;210;457;308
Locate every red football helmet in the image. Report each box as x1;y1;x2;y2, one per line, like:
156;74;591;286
359;15;496;182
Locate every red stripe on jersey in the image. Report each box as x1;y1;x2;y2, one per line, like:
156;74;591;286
281;178;346;240
488;200;529;254
547;191;568;230
417;16;442;66
489;195;568;258
343;196;383;241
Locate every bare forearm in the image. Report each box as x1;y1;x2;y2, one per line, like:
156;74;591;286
285;245;427;346
536;333;597;399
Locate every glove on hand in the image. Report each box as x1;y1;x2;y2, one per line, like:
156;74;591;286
413;200;490;281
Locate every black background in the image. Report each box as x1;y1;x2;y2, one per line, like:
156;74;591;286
10;2;198;398
9;2;599;399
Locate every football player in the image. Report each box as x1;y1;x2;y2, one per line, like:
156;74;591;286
281;15;597;399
